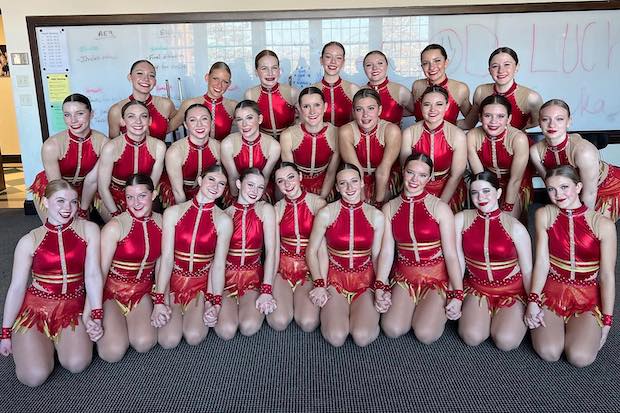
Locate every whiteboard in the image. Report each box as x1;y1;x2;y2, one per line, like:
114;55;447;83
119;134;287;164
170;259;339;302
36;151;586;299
35;9;620;136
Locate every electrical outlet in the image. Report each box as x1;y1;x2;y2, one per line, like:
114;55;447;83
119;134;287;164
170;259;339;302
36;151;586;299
16;75;30;87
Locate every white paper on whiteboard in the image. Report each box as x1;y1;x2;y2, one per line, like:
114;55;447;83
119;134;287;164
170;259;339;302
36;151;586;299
37;27;70;73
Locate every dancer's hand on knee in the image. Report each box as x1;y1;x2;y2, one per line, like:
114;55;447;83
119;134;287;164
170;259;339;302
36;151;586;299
600;326;611;350
203;302;221;327
374;289;392;313
256;294;277;315
151;304;172;328
524;303;545;329
86;319;104;342
0;338;12;356
445;298;462;320
309;287;330;308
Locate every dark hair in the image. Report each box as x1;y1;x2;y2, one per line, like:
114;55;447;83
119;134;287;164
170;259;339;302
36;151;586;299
298;86;325;105
234;100;261;117
121;100;149;118
404;152;434;174
184;103;212;121
63;93;92;112
130;59;156;73
546;165;581;185
540;99;571;118
336;162;362;179
209;61;231;76
255;50;279;69
321;41;346;57
421;85;449;103
353;88;382;106
479;94;512;117
421;44;448;60
201;163;226;178
45;179;77;199
239;167;264;183
125;174;154;192
471;170;500;191
276;161;300;174
363;50;388;65
488;47;519;66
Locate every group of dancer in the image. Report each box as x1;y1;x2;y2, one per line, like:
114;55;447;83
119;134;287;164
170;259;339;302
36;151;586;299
0;42;617;387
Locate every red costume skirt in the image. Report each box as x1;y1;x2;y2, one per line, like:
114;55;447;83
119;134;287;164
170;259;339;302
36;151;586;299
13;285;85;340
279;253;310;290
224;263;262;298
464;274;526;313
392;258;449;303
542;272;600;319
170;268;209;309
426;176;466;213
301;172;334;202
596;165;620;222
110;183;128;212
327;263;374;304
158;173;200;208
103;273;153;315
30;171;85;211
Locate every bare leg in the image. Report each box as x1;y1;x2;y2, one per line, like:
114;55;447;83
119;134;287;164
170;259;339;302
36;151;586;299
266;274;293;331
214;295;239;340
381;285;415;339
458;295;491;346
530;310;565;362
126;296;157;352
564;313;602;367
55;323;93;373
182;295;208;345
97;300;129;362
238;290;264;337
12;328;55;387
350;290;380;347
293;281;319;332
320;287;350;347
157;300;183;349
411;290;447;345
490;303;527;351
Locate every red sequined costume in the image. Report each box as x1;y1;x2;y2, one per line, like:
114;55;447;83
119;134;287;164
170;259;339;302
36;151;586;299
324;199;377;303
120;95;169;140
170;198;220;309
103;211;162;314
534;133;620;222
469;126;533;212
275;191;320;289
367;78;406;125
349;119;400;206
202;95;236;141
413;78;462;125
13;219;88;340
312;78;356;127
406;120;465;212
539;204;603;319
246;83;296;139
476;83;535;130
159;138;220;207
386;192;449;301
30;129;107;211
225;202;266;297
287;123;337;199
461;209;526;312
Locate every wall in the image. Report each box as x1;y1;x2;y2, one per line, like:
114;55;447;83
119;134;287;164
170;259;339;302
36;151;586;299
0;16;20;156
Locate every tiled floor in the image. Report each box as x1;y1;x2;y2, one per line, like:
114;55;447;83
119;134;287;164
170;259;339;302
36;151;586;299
0;163;26;209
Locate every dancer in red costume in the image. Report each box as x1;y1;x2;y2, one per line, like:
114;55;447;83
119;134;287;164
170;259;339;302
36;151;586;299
530;99;620;222
376;154;463;344
363;50;413;126
455;171;533;351
412;44;471;127
108;60;175;140
97;175;161;362
401;86;467;212
98;100;166;222
280;87;340;200
215;168;277;339
245;50;298;139
464;47;543;131
160;104;220;206
1;180;103;387
312;41;359;127
307;164;384;347
30;94;108;222
268;162;327;332
221;100;280;203
525;166;615;367
168;62;237;140
151;165;233;348
339;88;401;207
468;95;531;219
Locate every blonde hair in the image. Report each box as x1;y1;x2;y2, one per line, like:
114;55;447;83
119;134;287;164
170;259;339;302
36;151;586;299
44;179;76;198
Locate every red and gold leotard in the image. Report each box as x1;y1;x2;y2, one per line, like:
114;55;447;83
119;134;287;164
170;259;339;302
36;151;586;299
312;77;356;127
461;209;525;311
226;133;275;203
225;202;265;297
275;191;318;288
120;95;169;140
287;123;337;199
540;204;603;318
413;78;461;125
368;78;405;125
202;95;236;141
247;83;296;139
387;192;449;301
324;199;377;303
159;137;220;207
13;218;88;340
103;211;162;314
170;198;219;308
535;133;620;222
476;82;535;130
